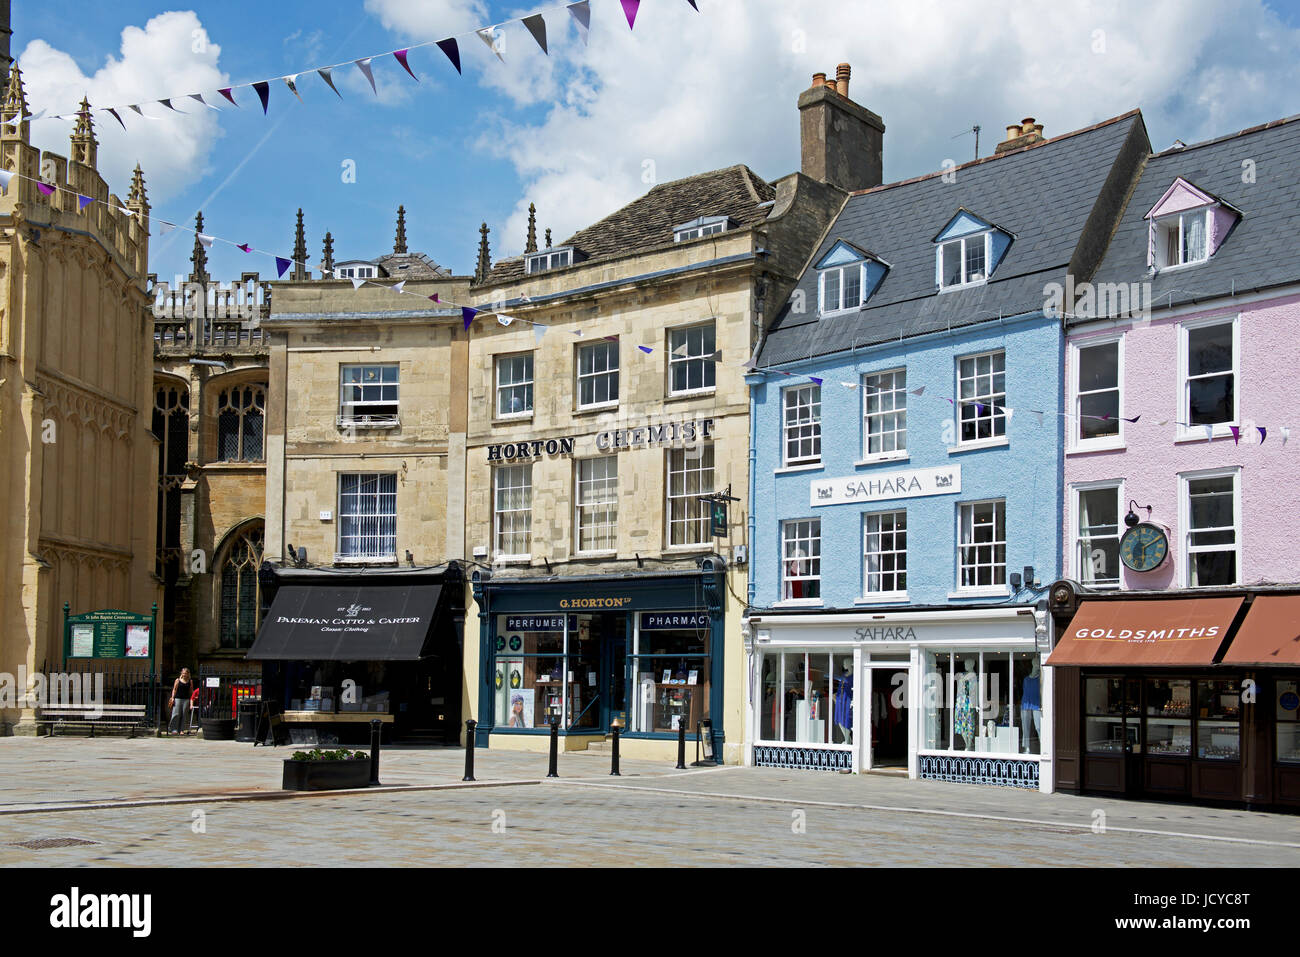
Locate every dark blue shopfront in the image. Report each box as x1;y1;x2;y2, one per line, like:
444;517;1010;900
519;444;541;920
471;566;726;755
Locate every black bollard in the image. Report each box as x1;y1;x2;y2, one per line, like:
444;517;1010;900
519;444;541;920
547;715;559;778
369;718;381;785
610;725;621;776
463;719;478;782
675;719;687;770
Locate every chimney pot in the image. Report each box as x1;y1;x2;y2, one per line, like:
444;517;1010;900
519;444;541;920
1006;125;1020;139
1021;117;1037;135
812;72;826;88
798;64;884;192
836;63;851;98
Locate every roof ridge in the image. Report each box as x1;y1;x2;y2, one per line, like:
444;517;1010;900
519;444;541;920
1150;111;1300;157
849;108;1142;197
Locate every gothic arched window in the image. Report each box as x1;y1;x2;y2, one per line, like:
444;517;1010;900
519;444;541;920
152;385;188;577
216;384;265;462
219;525;263;649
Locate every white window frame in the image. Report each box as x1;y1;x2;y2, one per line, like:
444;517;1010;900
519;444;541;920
667;322;717;397
1154;208;1211;270
938;232;991;291
674;217;728;242
862;509;908;601
493;464;533;562
1176;313;1239;442
576;339;620;410
780;518;822;605
861;367;908;462
495;352;534;420
1178;467;1241;588
574;456;618;555
338;363;400;429
1071;480;1124;589
525;247;573;274
1069;334;1124;451
665;444;714;548
782;384;821;467
818;263;865;316
336;472;397;563
955;349;1007;448
956;499;1007;594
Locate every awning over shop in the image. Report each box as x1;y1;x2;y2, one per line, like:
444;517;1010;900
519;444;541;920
246;584;442;661
1219;596;1300;666
1046;597;1243;667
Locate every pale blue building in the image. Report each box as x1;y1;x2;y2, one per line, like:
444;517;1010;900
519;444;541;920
743;111;1151;790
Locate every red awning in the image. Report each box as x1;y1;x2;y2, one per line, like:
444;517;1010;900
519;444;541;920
1219;596;1300;666
1046;597;1243;667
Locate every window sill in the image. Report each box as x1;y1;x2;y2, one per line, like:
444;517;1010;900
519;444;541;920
1174;424;1234;444
774;599;823;608
663;544;712;555
493;413;534;424
947;587;1011;599
1067;442;1125;455
854;593;909;605
334;555;398;566
947;437;1009;455
573;550;617;559
937;279;990;294
573;402;619;416
493;555;532;565
856;452;909;467
775;462;824;475
664;389;717;403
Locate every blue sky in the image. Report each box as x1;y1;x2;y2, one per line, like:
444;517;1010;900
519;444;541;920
15;0;1300;286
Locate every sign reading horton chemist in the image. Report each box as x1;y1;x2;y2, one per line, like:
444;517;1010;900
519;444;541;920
487;418;715;461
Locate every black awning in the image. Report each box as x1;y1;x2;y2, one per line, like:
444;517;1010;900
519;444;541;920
246;584;442;661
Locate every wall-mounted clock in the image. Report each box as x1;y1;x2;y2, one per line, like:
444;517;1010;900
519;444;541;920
1119;522;1169;572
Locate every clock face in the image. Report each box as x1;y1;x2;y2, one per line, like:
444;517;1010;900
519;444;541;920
1119;522;1169;572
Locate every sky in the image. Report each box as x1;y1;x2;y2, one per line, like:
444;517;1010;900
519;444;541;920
14;0;1300;286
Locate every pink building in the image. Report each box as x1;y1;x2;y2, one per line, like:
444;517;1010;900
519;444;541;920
1062;116;1300;593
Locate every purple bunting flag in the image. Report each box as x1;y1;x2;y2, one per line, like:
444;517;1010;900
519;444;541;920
1258;427;1267;444
1229;425;1241;444
238;243;252;253
522;14;549;54
686;0;699;8
436;38;462;75
975;403;984;415
36;182;55;196
355;58;377;95
462;307;478;331
77;194;94;211
567;1;591;46
253;81;271;113
275;257;291;278
219;88;238;107
638;345;653;354
394;49;419;82
621;0;641;29
809;376;824;385
428;294;440;303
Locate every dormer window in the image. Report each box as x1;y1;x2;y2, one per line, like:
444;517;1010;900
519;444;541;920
526;246;576;274
1145;177;1240;272
673;216;731;242
336;263;377;279
815;240;888;317
933;210;1012;292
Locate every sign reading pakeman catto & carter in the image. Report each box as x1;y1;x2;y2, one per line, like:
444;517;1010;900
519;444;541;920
487;418;715;462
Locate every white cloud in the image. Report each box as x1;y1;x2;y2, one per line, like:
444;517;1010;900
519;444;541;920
378;0;1300;259
363;0;490;39
17;11;229;205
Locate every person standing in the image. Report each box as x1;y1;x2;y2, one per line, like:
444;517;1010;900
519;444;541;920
167;668;194;735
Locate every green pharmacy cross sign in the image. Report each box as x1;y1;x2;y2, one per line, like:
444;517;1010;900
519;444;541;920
63;603;158;661
697;484;741;539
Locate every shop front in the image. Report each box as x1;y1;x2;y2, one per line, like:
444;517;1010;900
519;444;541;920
247;564;465;744
471;563;726;759
1048;587;1300;810
744;605;1051;790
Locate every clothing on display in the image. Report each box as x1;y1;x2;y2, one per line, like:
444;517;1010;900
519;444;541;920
954;670;978;745
1021;674;1041;711
834;672;854;743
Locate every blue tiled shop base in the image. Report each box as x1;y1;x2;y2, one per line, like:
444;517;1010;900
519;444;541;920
918;754;1039;789
753;745;852;772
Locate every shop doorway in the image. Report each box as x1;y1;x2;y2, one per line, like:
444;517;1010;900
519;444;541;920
868;667;909;769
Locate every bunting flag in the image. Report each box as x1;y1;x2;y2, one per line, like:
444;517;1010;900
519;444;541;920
197;233;214;249
910;386;926;396
568;1;592;45
638;345;653;354
974;403;985;415
0;169;13;191
36;182;55;196
523;14;549;53
218;88;238;107
436;38;462;74
158;98;183;113
621;0;641;29
351;278;367;290
391;280;406;294
128;105;147;117
533;323;548;343
237;243;253;253
1284;428;1291;447
275;257;291;278
1204;424;1215;442
1033;411;1044;426
159;221;176;235
318;68;342;98
1004;407;1015;421
462;307;479;330
1259;427;1267;444
77;194;94;211
498;314;515;326
253;80;271;114
686;0;699;8
840;381;857;389
355;58;377;94
393;50;419;82
1229;425;1241;444
809;376;824;385
189;93;219;111
427;294;440;303
283;75;303;103
477;27;505;63
106;108;126;130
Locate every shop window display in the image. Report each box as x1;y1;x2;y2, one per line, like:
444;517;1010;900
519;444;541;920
1195;679;1239;761
494;618;567;729
630;615;709;734
923;651;1041;755
1145;678;1192;756
758;651;854;746
1277;680;1300;764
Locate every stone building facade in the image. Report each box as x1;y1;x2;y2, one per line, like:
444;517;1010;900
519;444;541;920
0;69;158;733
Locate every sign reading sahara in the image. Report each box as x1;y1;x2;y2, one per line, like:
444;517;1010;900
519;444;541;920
810;465;961;508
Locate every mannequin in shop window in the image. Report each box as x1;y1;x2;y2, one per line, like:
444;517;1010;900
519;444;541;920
833;662;853;744
1020;659;1041;753
954;658;978;750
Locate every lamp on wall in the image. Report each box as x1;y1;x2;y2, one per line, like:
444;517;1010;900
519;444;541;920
1125;500;1153;527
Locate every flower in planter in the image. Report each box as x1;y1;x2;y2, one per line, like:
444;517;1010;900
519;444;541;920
289;748;369;761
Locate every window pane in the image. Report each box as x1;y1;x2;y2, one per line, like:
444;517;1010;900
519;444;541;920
823;270;840;311
941;241;962;287
1188;375;1233;425
842;267;860;307
783;386;821;464
782;519;821;600
1188;324;1232;375
964;237;986;281
864;369;907;455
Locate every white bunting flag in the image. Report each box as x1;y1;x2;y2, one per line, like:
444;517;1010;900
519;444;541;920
533;324;547;344
351;278;367;290
477;27;505;62
1283;427;1291;447
283;75;304;103
1032;411;1044;427
197;233;213;248
390;280;405;294
0;169;12;191
567;1;591;46
1203;424;1215;442
355;58;377;95
1003;407;1015;421
497;314;516;326
189;93;220;111
158;221;176;235
840;381;857;390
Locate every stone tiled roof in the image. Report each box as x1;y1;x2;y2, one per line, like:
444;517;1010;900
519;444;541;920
373;252;452;279
1084;113;1300;319
477;164;776;286
760;112;1147;366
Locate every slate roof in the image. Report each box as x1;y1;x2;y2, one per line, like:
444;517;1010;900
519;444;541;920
1083;114;1300;320
760;112;1145;367
372;251;452;279
477;164;776;286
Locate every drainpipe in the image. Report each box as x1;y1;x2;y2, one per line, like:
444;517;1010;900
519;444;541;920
747;384;758;608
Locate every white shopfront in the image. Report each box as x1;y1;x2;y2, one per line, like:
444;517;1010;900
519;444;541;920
743;606;1054;792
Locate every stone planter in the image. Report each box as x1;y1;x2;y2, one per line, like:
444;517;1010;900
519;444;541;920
282;758;371;791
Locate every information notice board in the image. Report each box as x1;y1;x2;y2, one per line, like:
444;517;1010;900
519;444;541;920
63;607;156;660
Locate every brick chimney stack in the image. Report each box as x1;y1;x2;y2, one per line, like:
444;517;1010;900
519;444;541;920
798;62;884;192
995;116;1046;154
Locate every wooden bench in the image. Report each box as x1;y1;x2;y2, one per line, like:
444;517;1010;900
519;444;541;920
37;704;149;738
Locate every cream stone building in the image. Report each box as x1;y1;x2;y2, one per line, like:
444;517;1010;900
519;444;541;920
0;71;158;733
463;69;874;763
